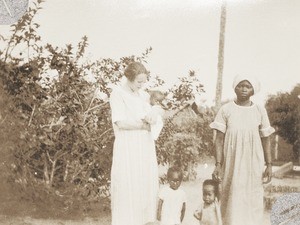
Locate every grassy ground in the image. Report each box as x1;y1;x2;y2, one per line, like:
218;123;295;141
1;163;299;225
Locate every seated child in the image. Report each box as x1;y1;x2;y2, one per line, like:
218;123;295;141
194;179;222;225
157;166;186;225
144;90;165;140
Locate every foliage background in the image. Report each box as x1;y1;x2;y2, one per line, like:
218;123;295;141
0;0;214;217
266;84;300;162
1;0;297;220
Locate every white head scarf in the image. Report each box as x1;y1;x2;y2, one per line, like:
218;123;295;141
232;75;260;94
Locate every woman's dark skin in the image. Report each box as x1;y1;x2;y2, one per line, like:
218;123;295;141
212;80;272;184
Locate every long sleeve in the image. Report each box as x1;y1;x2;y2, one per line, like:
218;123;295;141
110;88;127;123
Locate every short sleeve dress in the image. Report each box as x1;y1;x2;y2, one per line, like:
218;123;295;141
110;85;159;225
158;186;187;225
210;101;275;225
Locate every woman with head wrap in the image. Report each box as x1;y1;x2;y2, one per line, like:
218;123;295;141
210;75;275;225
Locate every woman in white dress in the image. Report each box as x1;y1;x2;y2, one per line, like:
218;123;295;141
109;62;159;225
210;75;275;225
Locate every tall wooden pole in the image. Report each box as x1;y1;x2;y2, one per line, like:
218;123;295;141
215;1;227;109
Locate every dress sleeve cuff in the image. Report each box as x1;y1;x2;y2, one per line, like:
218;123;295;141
260;126;275;137
209;122;226;133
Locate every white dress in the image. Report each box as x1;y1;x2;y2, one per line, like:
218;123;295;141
110;85;159;225
158;186;187;225
147;105;164;140
210;101;275;225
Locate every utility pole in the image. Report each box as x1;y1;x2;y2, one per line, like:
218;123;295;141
215;1;227;109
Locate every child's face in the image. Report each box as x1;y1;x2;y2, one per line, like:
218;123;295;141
168;172;182;190
234;80;254;101
150;92;165;106
203;185;216;204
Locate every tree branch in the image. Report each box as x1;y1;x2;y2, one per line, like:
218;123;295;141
28;104;36;126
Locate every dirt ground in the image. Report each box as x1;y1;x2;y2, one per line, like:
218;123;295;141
0;180;270;225
1;163;299;225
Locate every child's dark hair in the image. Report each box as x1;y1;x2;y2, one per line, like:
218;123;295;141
167;166;183;180
150;90;165;99
203;179;219;196
149;90;165;105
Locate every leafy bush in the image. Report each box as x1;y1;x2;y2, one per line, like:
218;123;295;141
266;84;300;162
156;71;214;180
0;0;214;214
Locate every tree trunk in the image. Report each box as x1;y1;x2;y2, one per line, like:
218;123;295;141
215;1;227;109
49;159;57;187
274;134;279;160
43;153;50;186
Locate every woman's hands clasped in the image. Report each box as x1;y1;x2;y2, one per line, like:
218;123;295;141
141;113;156;132
143;113;157;125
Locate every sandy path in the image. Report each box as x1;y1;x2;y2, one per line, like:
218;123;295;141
2;163;291;225
182;163;271;225
0;215;109;225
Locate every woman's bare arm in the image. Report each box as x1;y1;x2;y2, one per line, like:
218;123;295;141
215;131;225;165
212;130;225;182
262;136;272;184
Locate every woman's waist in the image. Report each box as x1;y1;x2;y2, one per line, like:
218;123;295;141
114;129;151;137
226;127;260;134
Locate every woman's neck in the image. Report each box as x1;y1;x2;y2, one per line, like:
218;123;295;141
235;98;252;106
124;81;139;95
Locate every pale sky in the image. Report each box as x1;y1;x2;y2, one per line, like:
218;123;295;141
1;0;300;105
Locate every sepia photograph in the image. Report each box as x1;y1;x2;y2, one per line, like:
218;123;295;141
0;0;299;224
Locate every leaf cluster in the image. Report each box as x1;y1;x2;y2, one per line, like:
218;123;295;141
266;84;300;159
0;0;214;214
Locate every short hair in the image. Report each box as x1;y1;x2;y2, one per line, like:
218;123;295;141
167;166;183;180
124;62;149;81
149;90;165;103
203;179;219;195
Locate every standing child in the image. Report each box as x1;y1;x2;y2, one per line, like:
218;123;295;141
194;179;222;225
157;166;186;225
144;90;165;140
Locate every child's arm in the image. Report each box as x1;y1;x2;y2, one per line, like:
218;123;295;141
193;208;202;221
194;202;204;221
157;199;163;221
180;202;186;222
145;106;164;124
